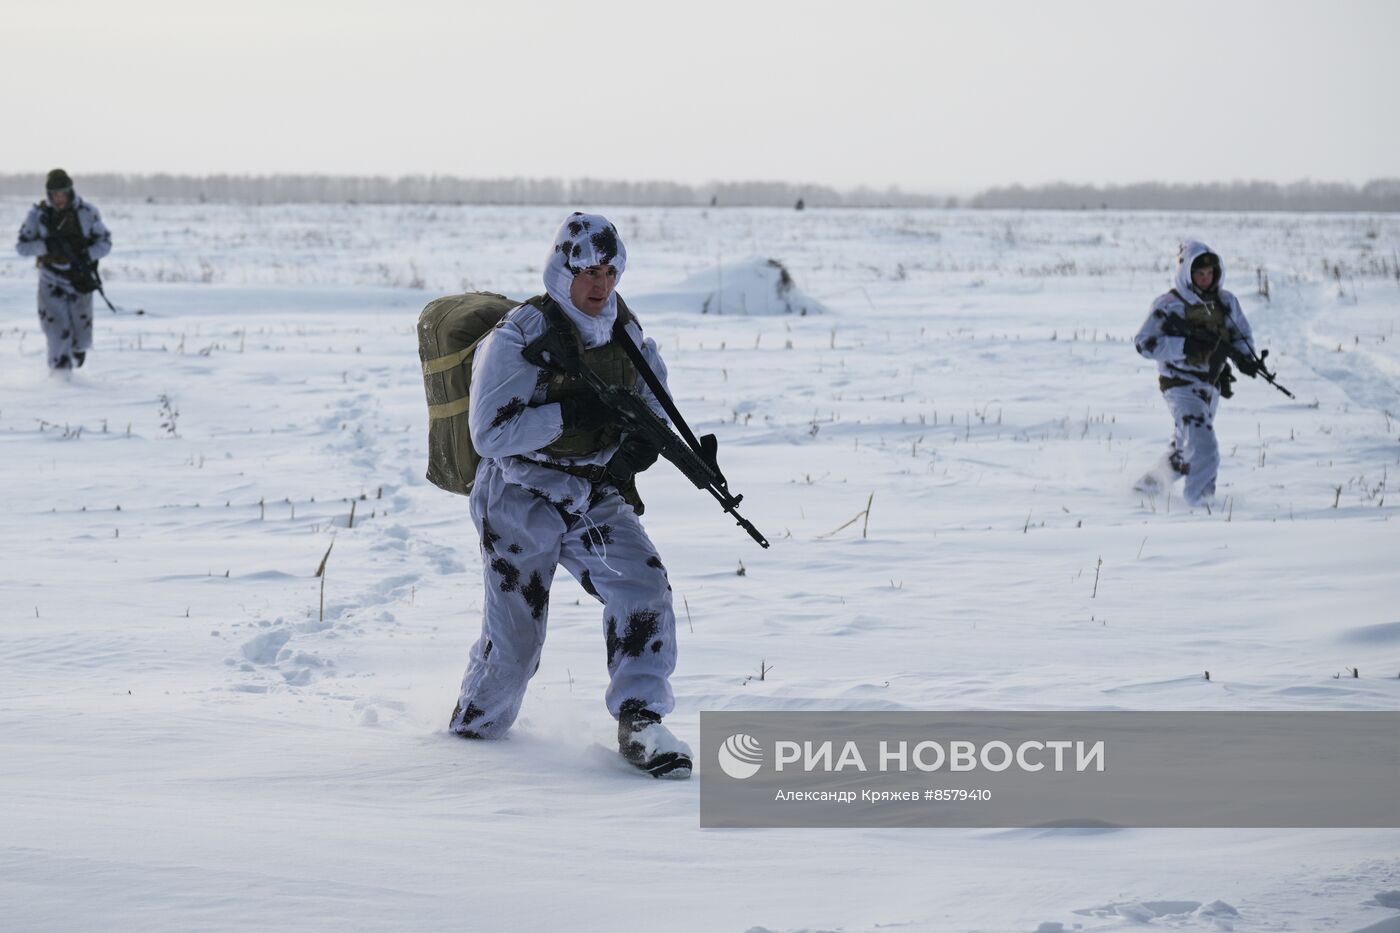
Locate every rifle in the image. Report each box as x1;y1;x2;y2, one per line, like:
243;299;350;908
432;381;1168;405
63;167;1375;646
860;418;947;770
40;210;142;315
523;312;770;548
1226;345;1294;399
1159;316;1293;399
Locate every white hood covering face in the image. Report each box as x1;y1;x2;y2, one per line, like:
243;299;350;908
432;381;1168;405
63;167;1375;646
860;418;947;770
1175;239;1223;299
543;212;627;348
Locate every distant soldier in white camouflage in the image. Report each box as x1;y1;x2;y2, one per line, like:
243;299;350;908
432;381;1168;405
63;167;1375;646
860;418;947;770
1133;239;1260;507
15;169;113;371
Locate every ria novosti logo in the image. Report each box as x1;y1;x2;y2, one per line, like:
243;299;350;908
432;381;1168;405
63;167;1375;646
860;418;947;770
714;733;1107;779
717;733;764;779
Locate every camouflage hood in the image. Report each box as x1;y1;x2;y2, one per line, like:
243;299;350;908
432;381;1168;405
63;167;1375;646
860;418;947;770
543;212;627;348
1174;239;1223;299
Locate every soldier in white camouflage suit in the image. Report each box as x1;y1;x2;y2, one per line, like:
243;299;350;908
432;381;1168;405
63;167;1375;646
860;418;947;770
1134;240;1260;507
15;169;113;371
449;213;691;779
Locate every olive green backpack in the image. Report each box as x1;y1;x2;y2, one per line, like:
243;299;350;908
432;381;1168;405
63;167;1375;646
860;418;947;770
418;292;523;495
418;291;640;496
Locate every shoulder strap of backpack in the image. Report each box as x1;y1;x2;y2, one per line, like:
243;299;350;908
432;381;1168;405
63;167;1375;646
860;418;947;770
526;294;571;336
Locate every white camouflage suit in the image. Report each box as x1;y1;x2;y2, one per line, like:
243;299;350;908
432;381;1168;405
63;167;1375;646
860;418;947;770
451;214;678;738
1134;240;1256;506
15;193;112;369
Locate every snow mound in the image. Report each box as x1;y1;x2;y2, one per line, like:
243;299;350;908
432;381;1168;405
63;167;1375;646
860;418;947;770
1075;900;1202;920
240;629;290;664
634;257;829;316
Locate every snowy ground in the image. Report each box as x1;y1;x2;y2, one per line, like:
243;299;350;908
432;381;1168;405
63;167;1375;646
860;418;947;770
2;202;1398;932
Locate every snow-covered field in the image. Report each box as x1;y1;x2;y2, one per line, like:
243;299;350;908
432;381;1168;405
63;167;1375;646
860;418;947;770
2;201;1398;932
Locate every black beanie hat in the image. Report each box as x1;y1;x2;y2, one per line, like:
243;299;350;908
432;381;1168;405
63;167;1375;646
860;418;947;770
46;168;74;192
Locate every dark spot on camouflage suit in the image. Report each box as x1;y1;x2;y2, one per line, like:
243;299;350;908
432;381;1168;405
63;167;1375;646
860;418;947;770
651;640;662;653
521;571;549;621
1153;309;1166;319
616;698;660;763
645;555;666;573
568;220;584;237
587;484;610;509
617;610;660;659
451;701;492;737
483;639;493;659
1140;336;1159;353
579;523;614;553
490;396;527;429
508;544;522;554
605;616;620;667
590;225;619;265
579;570;600;600
480;519;501;555
1195;389;1211;403
491;557;520;593
525;486;578;528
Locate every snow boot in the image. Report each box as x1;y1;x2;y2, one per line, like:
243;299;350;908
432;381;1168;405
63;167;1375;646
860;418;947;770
1134;450;1182;495
619;705;692;779
73;351;86;368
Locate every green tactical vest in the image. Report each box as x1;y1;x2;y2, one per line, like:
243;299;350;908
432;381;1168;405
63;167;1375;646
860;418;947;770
1171;289;1229;367
535;297;637;461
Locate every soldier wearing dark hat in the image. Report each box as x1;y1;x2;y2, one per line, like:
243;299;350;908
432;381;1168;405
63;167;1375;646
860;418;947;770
15;169;113;371
1133;239;1259;507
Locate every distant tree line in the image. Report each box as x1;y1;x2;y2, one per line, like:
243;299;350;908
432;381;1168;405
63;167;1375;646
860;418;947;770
969;179;1400;212
2;172;1397;211
0;173;943;208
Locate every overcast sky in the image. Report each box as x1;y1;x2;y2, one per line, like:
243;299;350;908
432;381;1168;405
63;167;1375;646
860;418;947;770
3;0;1396;192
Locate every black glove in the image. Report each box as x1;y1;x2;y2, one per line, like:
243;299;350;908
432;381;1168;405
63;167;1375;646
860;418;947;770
606;436;660;484
1235;352;1261;377
1216;362;1236;399
558;393;612;432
